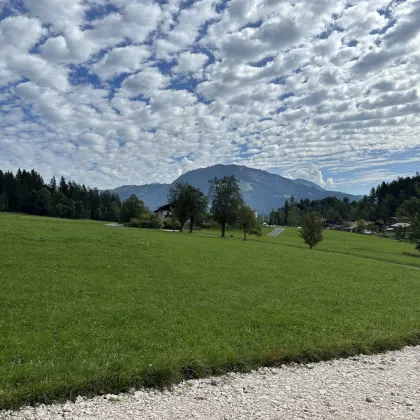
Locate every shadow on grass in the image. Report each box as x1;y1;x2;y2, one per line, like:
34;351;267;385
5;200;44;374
3;333;420;411
403;252;420;259
244;237;420;270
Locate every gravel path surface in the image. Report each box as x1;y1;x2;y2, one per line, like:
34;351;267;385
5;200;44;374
2;346;419;420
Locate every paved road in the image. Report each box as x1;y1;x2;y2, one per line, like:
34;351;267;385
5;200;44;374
267;227;285;236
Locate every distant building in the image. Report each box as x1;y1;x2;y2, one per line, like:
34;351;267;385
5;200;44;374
390;223;410;228
154;203;173;221
386;222;410;231
340;222;358;233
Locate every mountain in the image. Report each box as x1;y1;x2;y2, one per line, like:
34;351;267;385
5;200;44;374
111;164;362;214
293;178;326;191
112;183;170;211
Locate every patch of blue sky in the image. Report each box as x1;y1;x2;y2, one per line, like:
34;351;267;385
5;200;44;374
155;60;176;76
85;4;119;22
68;65;102;87
378;0;407;18
270;76;287;85
318;24;344;40
21;104;38;123
0;77;28;94
1;1;25;19
272;106;287;115
215;0;229;14
196;19;221;43
129;94;151;105
169;77;199;93
249;55;276;67
0;6;13;21
107;72;133;100
280;92;295;101
370;19;396;35
240;20;263;30
178;0;197;11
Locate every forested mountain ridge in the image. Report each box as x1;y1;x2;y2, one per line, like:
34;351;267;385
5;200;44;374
1;167;418;225
269;172;420;226
112;164;360;214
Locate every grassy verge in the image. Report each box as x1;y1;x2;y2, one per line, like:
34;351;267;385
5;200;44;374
1;213;420;409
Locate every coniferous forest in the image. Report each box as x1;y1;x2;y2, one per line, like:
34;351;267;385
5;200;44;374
269;172;420;226
0;169;121;221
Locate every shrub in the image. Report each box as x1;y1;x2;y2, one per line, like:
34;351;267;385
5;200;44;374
356;219;367;234
127;218;142;228
127;216;162;229
149;216;163;229
163;218;181;230
199;222;212;229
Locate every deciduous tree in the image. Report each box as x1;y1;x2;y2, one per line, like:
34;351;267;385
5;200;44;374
300;212;324;249
238;205;262;240
356;219;367;234
208;176;244;237
168;183;208;232
120;194;148;223
397;197;420;251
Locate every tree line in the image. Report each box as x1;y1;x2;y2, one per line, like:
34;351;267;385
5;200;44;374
269;173;420;228
0;169;122;221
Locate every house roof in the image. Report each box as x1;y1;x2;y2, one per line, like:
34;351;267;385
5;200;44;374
341;222;358;230
390;223;410;228
154;203;173;212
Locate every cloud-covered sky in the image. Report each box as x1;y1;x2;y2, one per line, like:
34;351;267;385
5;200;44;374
0;0;419;194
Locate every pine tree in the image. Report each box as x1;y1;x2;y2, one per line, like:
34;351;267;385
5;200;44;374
59;176;68;196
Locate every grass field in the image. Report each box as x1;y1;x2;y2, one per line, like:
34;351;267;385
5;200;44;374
1;213;420;409
198;226;420;268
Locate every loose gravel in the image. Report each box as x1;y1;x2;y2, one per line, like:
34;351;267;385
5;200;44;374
2;346;419;419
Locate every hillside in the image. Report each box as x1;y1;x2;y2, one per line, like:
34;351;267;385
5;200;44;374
112;165;361;214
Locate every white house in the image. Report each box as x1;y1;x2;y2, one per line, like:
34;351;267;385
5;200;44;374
154;203;173;221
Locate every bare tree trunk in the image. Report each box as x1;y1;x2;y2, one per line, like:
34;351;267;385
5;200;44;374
189;217;194;233
221;222;226;238
244;229;246;241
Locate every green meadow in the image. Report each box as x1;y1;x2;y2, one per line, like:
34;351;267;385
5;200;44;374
1;213;420;409
200;226;420;268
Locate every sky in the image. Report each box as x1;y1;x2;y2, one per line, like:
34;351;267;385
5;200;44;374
0;0;419;195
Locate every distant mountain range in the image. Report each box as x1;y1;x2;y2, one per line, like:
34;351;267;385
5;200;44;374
111;164;362;214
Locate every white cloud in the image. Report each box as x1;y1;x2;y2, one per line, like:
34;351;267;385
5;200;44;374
292;165;335;189
91;45;151;80
122;67;170;96
174;52;209;73
0;0;420;192
0;15;45;50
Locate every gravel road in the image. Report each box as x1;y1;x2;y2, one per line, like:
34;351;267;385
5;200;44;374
2;346;419;420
